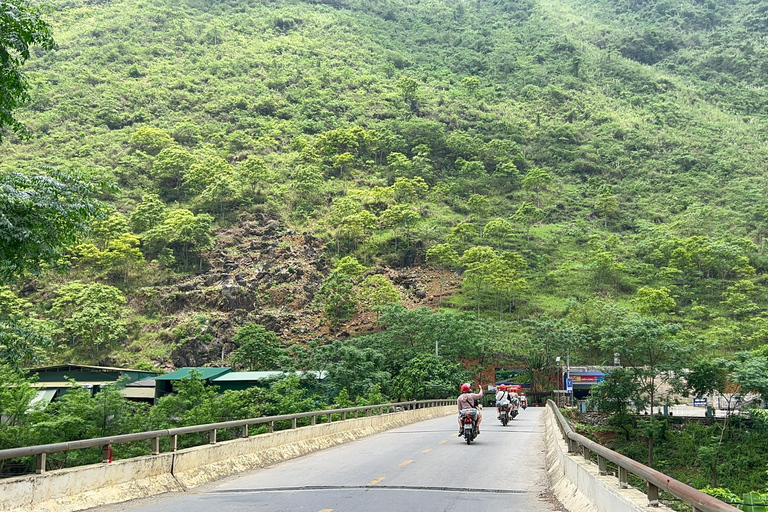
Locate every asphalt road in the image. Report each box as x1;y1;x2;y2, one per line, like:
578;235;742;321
91;406;561;512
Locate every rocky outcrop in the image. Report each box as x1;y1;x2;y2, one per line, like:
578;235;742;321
131;212;458;369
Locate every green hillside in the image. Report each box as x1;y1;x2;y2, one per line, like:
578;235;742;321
4;0;768;373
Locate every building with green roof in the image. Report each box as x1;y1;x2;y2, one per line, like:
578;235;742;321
155;367;232;398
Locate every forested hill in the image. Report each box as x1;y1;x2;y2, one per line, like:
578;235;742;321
4;0;768;371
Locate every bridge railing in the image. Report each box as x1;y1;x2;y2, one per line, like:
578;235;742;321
547;400;739;512
0;399;452;475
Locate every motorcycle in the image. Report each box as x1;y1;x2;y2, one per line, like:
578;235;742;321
460;408;479;444
497;399;510;426
510;397;520;419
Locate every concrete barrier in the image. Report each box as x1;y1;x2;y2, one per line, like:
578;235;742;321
1;405;455;512
543;406;674;512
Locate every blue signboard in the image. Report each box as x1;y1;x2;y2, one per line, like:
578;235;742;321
565;378;573;393
693;397;707;407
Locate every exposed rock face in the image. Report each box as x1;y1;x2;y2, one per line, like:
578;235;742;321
132;212;459;369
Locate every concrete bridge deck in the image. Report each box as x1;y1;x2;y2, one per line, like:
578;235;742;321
86;408;560;512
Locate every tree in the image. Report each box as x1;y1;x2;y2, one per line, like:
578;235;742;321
359;274;401;316
0;0;54;140
130;194;167;233
230;323;285;371
99;233;144;283
141;209;214;268
482;218;513;248
129;126;174;156
594;193;619;227
0;169;107;283
238;155;275;195
292;339;390;400
363;304;490;370
467;194;490;217
512;201;544;241
317;270;358;327
587;367;638;440
521;168;552;207
333;256;366;278
600;317;685;466
461;76;480;97
49;283;128;350
461;245;500;317
151;145;195;200
632;286;676;317
396;76;419;111
0;287;50;369
391;354;469;400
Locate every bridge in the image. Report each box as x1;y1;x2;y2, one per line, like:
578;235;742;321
0;401;739;512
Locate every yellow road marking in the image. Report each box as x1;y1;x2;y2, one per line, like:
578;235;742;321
451;433;459;437
438;440;447;444
367;477;385;486
319;510;333;512
422;449;432;453
399;460;413;466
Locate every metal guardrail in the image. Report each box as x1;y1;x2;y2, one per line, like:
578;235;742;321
547;400;740;512
0;399;452;475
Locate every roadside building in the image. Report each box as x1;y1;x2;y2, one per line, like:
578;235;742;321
25;364;159;406
211;371;327;392
154;367;232;399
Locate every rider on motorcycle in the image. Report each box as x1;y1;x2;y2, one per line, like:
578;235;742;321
495;384;513;419
457;383;483;435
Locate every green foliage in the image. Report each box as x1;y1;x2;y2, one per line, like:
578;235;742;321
0;0;54;139
359;274;401;314
317;270;358;327
390;354;469;400
141;209;213;268
230;323;285;371
0;287;51;369
0;169;107;282
129;126;174;156
49;283;128;350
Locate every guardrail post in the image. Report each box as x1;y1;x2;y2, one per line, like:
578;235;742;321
102;444;112;463
598;455;607;475
327;414;332;424
618;466;628;488
269;421;275;433
342;411;346;420
311;415;316;425
292;418;297;429
209;429;217;444
568;438;578;453
151;436;160;455
583;446;591;463
35;452;46;474
242;425;249;438
170;435;178;452
647;482;659;506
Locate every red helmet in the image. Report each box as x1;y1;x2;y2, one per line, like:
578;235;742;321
460;383;471;393
499;384;507;390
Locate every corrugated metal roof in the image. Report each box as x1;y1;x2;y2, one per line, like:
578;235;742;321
26;364;158;374
30;389;57;405
121;387;155;399
212;370;327;382
155;367;232;381
29;381;108;388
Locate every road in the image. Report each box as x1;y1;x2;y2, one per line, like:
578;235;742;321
91;406;561;512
